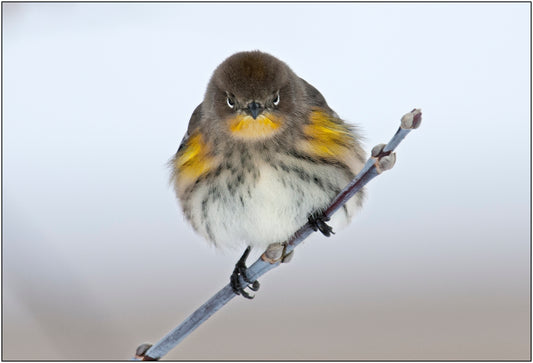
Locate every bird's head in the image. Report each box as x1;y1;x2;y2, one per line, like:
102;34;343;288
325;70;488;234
204;51;301;141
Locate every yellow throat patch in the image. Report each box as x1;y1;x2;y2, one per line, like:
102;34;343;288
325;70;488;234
228;113;281;140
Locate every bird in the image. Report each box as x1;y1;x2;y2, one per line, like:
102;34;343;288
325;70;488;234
171;50;366;298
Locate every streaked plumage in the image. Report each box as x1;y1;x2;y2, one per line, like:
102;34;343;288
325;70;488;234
171;51;366;251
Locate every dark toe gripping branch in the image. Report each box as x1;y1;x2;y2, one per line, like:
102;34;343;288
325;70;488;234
230;246;260;299
308;212;334;237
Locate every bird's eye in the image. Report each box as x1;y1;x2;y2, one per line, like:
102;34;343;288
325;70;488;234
273;93;280;106
226;96;235;109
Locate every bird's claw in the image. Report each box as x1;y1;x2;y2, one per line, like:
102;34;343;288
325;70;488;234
308;212;334;237
230;247;260;299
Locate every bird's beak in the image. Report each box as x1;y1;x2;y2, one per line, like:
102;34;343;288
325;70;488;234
247;102;263;119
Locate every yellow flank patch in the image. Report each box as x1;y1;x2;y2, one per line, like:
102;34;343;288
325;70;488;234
302;108;355;158
228;113;281;139
174;132;214;180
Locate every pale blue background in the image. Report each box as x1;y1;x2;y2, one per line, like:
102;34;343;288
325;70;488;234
3;2;530;360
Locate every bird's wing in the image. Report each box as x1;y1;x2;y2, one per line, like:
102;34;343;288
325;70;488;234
299;78;367;169
299;77;335;114
177;103;203;153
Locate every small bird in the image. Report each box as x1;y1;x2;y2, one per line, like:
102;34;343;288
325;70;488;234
171;51;366;298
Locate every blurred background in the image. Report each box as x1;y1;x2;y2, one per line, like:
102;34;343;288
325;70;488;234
2;2;530;360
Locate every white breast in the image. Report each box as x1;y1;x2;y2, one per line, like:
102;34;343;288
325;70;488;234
185;156;362;251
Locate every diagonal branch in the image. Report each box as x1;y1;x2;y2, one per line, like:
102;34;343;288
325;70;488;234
134;109;422;361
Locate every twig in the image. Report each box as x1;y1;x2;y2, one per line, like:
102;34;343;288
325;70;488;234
134;109;422;361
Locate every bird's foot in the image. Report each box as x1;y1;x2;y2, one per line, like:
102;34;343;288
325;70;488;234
230;246;260;299
308;211;334;237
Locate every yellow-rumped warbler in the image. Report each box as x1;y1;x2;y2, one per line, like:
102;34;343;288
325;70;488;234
171;51;366;298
